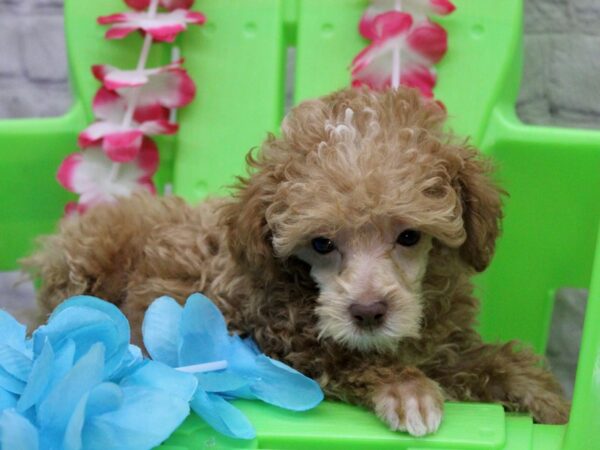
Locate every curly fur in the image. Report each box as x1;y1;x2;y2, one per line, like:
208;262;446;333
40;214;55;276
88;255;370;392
23;87;569;433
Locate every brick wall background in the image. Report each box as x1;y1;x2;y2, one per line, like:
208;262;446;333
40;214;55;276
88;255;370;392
0;0;592;396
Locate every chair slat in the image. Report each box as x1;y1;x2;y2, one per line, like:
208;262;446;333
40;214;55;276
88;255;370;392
174;0;287;200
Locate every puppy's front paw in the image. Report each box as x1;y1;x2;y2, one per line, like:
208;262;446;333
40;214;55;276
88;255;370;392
373;369;444;436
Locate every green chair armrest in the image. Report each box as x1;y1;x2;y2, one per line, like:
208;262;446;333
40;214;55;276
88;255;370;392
0;104;86;270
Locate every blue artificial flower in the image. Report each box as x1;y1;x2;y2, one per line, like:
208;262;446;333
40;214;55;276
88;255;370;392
142;293;324;440
0;310;33;403
0;296;197;450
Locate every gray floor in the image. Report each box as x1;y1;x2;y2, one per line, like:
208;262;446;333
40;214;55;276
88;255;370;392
546;288;587;398
0;272;37;329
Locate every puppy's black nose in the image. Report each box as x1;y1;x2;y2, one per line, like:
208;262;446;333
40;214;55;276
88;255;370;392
349;301;388;329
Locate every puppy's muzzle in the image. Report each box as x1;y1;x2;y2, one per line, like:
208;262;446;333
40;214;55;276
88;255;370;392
349;301;388;330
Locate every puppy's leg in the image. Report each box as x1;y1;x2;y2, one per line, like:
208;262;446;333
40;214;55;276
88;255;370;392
21;205;143;323
431;342;569;424
372;367;444;436
21;235;91;325
22;193;194;326
325;365;444;436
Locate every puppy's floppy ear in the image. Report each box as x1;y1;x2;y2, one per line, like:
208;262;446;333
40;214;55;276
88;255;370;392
221;96;332;282
220;138;281;281
456;148;505;272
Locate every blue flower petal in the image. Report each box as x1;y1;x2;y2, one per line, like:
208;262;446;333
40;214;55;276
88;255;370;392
226;336;262;374
120;361;197;403
0;409;38;450
0;317;32;394
0;389;16;411
0;297;225;449
190;389;255;440
242;337;262;355
35;296;132;378
142;296;182;367
0;365;26;395
127;345;143;363
83;385;191;450
21;340;77;419
17;340;54;413
34;306;127;378
246;355;323;411
0;345;32;382
63;382;123;450
179;294;232;366
63;391;88;450
110;345;144;381
49;296;130;349
139;292;324;440
38;343;105;446
41;339;76;406
195;370;248;393
86;382;123;417
220;384;254;401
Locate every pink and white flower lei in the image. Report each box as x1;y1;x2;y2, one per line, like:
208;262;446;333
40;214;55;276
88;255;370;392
79;87;178;163
58;138;159;214
124;0;195;12
99;9;205;43
352;0;455;97
57;0;204;214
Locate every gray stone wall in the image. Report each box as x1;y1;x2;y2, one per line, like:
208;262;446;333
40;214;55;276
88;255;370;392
0;0;70;118
518;0;600;127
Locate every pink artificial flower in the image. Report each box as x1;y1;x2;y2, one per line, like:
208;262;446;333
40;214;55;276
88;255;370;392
351;12;447;95
56;138;159;214
400;64;437;97
406;21;448;64
92;60;196;108
79;88;177;163
57;138;159;214
352;11;413;75
98;9;205;43
124;0;194;11
360;0;455;40
63;201;82;216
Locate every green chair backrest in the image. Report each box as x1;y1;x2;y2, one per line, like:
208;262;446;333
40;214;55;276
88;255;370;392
0;1;598;448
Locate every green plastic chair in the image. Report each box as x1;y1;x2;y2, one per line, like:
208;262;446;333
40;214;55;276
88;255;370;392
0;0;598;448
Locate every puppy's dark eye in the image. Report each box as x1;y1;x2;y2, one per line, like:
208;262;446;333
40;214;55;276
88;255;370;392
311;237;336;254
396;230;421;247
